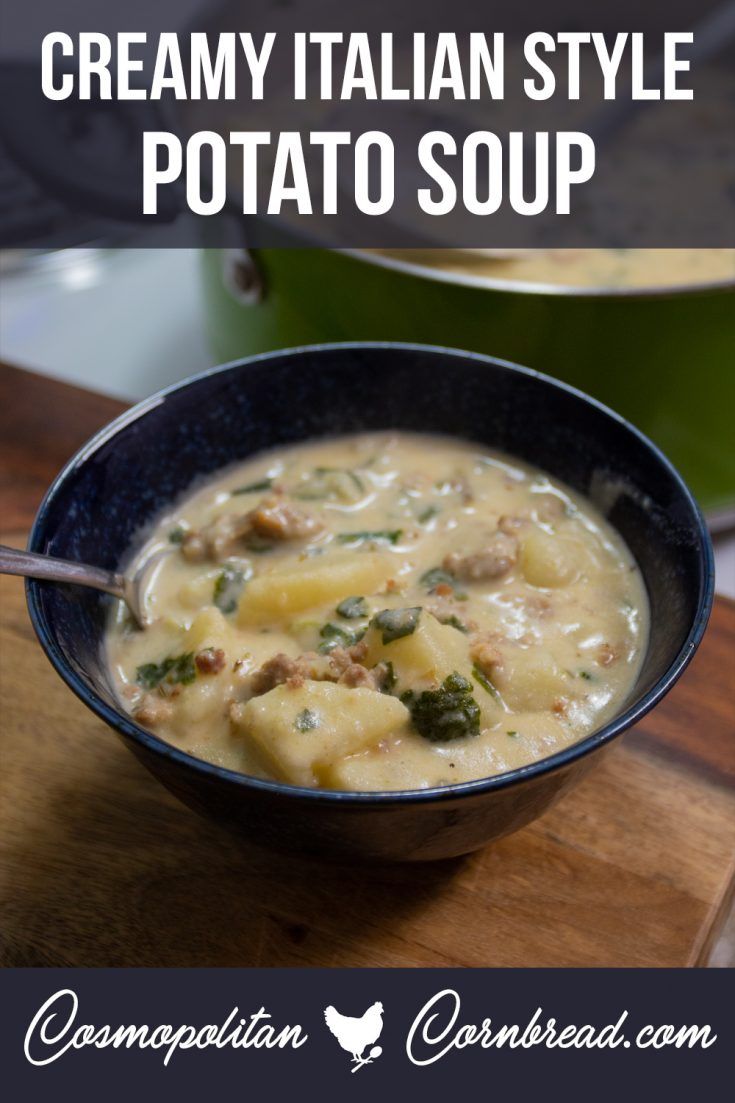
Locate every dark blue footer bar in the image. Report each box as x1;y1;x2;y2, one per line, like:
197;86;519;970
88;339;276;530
1;969;731;1100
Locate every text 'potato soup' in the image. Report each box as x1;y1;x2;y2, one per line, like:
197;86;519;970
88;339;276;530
108;433;648;790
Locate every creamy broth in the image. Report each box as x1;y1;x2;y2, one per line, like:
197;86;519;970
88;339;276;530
107;433;648;791
376;249;735;290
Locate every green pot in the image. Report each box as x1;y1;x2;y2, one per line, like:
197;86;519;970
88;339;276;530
200;248;735;519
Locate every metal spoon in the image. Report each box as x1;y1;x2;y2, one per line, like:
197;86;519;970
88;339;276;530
0;544;152;627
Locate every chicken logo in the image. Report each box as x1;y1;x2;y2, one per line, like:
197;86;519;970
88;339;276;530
323;1001;384;1072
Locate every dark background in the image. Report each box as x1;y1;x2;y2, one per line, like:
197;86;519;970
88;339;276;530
0;0;733;248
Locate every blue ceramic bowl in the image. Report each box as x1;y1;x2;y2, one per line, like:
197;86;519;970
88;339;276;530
27;344;714;861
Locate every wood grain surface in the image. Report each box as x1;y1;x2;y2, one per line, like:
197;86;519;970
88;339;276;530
1;362;733;968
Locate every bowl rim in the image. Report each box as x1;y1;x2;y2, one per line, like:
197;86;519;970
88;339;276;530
26;341;715;807
340;248;735;300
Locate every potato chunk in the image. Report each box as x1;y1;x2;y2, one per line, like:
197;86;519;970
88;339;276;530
325;712;570;791
230;681;410;786
326;738;494;791
363;610;501;728
237;552;390;624
362;609;469;690
490;648;566;711
520;530;584;588
322;734;444;791
184;607;237;654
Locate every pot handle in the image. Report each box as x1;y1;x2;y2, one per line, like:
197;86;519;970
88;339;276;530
222;248;266;305
0;61;180;224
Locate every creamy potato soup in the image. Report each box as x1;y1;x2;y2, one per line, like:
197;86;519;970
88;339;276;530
107;434;648;791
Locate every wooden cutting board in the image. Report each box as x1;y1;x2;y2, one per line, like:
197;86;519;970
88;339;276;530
1;362;733;968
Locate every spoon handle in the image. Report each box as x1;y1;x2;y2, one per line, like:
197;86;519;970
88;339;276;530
0;544;124;601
